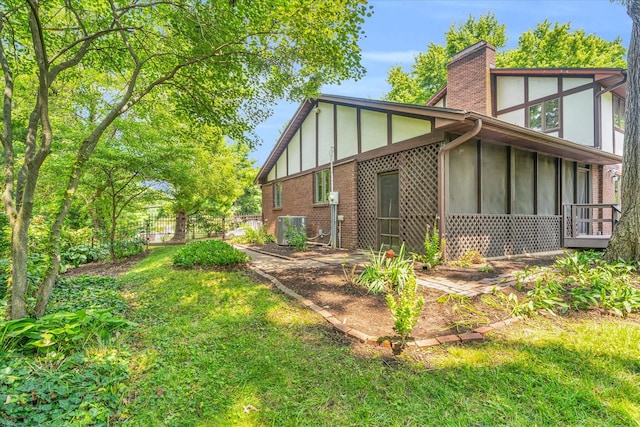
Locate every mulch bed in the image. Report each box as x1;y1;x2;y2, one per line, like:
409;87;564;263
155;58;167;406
246;243;560;339
62;244;561;342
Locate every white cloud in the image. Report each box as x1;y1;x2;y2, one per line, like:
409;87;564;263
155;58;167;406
362;50;420;64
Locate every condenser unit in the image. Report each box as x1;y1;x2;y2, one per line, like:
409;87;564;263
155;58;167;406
276;216;307;245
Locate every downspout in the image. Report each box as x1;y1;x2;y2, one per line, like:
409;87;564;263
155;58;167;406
438;118;483;259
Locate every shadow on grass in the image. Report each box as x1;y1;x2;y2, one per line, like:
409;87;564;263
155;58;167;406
120;246;640;426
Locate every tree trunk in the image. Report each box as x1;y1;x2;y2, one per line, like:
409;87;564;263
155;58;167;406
606;0;640;262
109;222;117;263
34;250;61;318
171;212;188;241
7;217;29;319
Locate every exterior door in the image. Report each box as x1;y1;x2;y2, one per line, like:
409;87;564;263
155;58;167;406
378;171;400;249
577;167;591;234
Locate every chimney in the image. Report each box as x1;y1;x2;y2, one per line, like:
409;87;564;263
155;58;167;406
446;41;495;114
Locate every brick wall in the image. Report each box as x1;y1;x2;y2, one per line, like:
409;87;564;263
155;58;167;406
446;41;495;114
261;161;358;249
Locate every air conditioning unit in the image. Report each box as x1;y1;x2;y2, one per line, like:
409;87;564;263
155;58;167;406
276;216;306;245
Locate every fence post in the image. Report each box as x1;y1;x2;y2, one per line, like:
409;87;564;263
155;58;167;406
222;217;225;241
146;219;150;250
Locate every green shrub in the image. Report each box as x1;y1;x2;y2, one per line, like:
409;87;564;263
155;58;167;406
60;245;108;270
235;225;275;245
1;350;130;426
111;237;146;259
285;221;307;251
357;243;413;294
50;276;128;315
412;222;443;269
0;309;134;354
510;251;640;317
385;275;424;342
357;243;424;342
173;239;249;268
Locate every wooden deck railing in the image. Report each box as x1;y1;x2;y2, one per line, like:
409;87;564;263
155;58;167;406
562;204;620;248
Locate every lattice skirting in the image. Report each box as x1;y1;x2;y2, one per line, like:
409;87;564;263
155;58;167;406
446;214;562;259
357;143;440;253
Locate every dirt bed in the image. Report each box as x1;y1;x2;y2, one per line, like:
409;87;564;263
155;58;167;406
246;243;560;339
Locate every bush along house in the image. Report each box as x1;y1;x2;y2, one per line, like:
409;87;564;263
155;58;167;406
255;41;625;259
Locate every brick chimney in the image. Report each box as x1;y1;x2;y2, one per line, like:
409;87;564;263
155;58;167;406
446;41;495;114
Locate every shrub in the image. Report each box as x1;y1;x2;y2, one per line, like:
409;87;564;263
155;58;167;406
285;221;307;251
357;243;424;343
50;276;128;315
111;237;146;259
0;309;134;354
385;275;424;342
235;225;275;245
412;221;443;269
60;245;109;270
510;250;640;317
1;350;130;426
356;243;413;294
173;239;249;268
450;250;485;267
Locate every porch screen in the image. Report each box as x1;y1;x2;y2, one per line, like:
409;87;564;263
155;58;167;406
537;155;557;215
448;140;477;213
481;143;508;214
515;150;535;214
562;160;575;206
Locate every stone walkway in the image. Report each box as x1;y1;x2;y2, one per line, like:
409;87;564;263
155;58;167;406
235;245;525;348
237;246;515;297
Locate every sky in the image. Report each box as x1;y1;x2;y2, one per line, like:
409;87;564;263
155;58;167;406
251;0;633;166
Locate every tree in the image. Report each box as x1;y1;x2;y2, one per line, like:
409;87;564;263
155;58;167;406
384;13;507;103
498;20;626;68
606;0;640;261
79;139;157;263
1;0;370;319
385;13;626;103
165;128;250;242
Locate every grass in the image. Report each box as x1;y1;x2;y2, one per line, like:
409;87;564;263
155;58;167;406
119;246;640;426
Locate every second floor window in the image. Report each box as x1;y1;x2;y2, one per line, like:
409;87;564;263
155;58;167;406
273;182;282;208
315;169;330;203
614;94;625;130
529;98;560;133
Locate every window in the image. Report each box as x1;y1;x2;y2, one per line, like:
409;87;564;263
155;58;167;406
529;98;560;132
314;169;330;203
273;182;282;208
614;94;625;130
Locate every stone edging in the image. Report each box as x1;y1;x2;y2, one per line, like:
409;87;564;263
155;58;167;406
251;267;523;349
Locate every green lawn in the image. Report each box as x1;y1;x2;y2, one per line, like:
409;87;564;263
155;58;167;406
120;246;640;426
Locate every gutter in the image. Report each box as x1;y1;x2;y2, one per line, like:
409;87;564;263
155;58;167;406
437;118;483;259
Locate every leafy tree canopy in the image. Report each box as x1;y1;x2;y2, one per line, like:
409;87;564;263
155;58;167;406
1;0;371;319
384;13;627;104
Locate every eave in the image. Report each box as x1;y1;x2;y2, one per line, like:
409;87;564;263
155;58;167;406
437;112;623;165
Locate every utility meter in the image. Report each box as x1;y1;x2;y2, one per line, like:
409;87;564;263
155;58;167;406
328;192;339;205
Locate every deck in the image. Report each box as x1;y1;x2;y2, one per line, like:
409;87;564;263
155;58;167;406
562;204;620;249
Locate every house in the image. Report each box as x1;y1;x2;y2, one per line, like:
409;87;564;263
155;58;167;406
255;41;625;259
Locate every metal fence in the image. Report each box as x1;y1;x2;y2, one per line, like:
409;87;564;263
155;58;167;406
91;214;262;247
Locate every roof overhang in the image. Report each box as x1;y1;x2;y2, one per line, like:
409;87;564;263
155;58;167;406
255;95;466;184
437;112;622;165
256;94;623;184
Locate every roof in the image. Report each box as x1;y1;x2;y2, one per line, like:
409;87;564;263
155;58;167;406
426;67;627;106
255;94;622;184
255;94;467;184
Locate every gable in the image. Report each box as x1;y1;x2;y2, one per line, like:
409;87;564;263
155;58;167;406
260;99;439;182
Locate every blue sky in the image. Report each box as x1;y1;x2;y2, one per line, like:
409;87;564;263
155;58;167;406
252;0;632;166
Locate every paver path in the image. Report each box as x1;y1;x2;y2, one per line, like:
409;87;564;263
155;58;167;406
237;246;513;296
